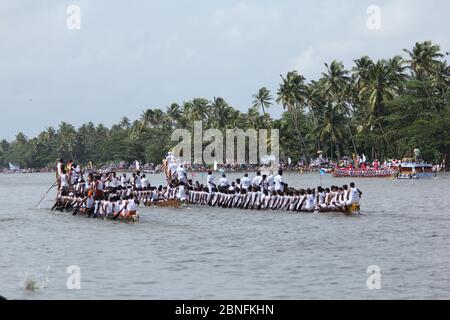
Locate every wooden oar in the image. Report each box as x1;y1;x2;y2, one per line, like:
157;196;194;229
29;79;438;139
35;182;57;208
113;203;127;220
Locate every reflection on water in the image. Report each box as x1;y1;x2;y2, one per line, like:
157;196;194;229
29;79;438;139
1;172;450;299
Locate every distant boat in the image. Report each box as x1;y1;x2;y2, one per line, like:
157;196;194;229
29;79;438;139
8;162;20;171
333;168;396;178
396;162;435;179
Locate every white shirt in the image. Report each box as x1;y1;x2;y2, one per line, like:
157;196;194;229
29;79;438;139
305;194;315;209
111;177;120;188
169;162;178;174
166;154;176;164
207;175;216;190
176;166;186;177
141;177;150;188
252;175;263;186
241;177;252;189
349;188;360;204
128;199;137;211
177;185;187;200
274;175;283;191
267;175;275;190
57;162;63;175
219;177;229;187
135;176;142;188
60;174;69;188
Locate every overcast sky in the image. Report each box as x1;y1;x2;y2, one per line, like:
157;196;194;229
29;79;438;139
1;0;449;141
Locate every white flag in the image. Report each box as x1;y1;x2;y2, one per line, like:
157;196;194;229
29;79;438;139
135;160;140;170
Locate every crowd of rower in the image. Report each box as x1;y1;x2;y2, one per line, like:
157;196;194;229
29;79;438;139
53;157;363;219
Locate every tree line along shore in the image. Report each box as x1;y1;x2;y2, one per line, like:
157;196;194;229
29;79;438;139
1;41;449;170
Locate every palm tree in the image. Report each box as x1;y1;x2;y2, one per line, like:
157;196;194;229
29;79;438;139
209;97;232;128
166;103;183;128
183;98;209;123
321;60;351;105
313;105;346;160
356;59;403;158
252;87;273;116
56;122;77;160
119;116;131;129
404;41;444;79
359;60;402;128
352;56;375;93
431;61;450;98
277;71;310;158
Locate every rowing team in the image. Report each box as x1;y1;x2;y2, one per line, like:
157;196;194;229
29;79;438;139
53;178;362;217
172;182;362;212
52;190;139;220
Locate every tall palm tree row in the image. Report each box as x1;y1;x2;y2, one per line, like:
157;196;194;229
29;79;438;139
1;41;449;168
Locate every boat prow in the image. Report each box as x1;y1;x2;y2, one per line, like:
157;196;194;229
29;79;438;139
315;203;361;216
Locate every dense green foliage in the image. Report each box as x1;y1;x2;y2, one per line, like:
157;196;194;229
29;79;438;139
1;41;449;168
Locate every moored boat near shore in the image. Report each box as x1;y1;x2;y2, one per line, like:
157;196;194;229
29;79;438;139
333;168;397;178
396;162;436;179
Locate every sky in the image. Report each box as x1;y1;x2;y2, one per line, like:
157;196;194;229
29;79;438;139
1;0;449;141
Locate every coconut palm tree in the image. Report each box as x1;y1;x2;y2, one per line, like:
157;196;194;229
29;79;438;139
208;97;232;128
139;109;154;132
352;56;375;93
321;60;351;105
119;116;131;129
183;98;209;123
166;103;183;128
404;41;445;79
431;61;450;98
359;60;402;127
313;104;346;160
252;87;273;116
277;71;310;158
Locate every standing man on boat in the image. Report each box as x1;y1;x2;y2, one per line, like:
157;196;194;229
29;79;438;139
56;158;64;189
346;182;362;206
274;170;284;192
267;171;275;192
219;173;230;192
241;173;252;190
207;171;216;192
252;171;263;187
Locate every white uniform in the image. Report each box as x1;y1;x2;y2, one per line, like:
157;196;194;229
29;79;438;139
177;185;187;201
241;177;252;190
207;175;216;191
219;177;229;187
141;177;150;189
135;176;142;188
252;175;263;187
267;175;275;191
60;174;69;189
304;194;315;211
347;188;360;205
274;175;283;191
